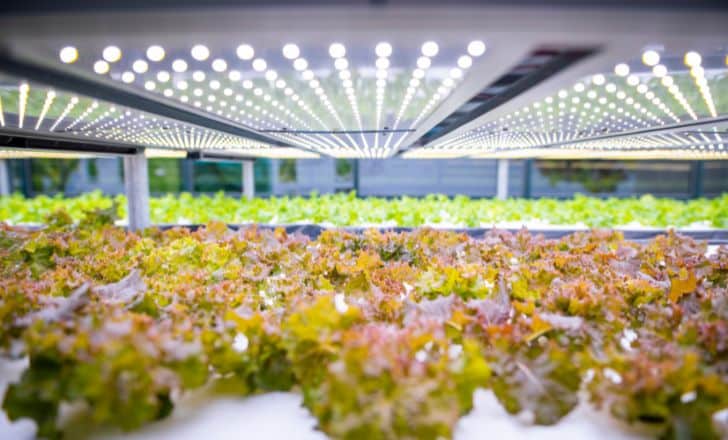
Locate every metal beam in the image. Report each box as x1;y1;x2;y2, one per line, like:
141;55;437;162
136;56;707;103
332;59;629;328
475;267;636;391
187;151;258;162
552;116;728;148
392;40;534;156
0;129;140;155
123;150;150;230
423;44;645;150
0;51;293;148
410;48;597;150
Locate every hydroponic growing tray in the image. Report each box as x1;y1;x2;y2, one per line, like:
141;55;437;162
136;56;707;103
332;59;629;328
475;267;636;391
1;219;726;439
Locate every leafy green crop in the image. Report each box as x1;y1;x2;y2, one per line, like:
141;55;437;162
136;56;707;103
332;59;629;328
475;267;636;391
1;191;727;228
1;215;727;438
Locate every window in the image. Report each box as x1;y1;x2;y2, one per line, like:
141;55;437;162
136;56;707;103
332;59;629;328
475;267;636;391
194;161;241;193
335;159;353;182
148;159;182;194
278;159;297;183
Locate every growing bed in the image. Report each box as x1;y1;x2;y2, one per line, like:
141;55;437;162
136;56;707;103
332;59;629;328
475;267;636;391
1;213;727;439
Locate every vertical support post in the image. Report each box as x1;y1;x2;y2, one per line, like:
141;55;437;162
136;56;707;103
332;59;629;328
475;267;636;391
691;161;704;199
123;150;150;231
242;160;255;199
353;159;360;195
181;159;195;193
496;159;509;200
21;159;33;197
0;159;10;196
523;159;533;199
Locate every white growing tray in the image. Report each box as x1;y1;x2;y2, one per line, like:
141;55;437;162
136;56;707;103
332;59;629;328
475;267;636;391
1;357;653;440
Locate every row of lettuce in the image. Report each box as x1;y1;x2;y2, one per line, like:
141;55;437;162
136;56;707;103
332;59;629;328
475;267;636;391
1;191;727;228
1;215;727;438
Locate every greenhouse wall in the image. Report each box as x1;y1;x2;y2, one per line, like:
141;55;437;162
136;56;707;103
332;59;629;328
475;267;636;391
527;160;728;199
356;159;523;197
5;158;728;199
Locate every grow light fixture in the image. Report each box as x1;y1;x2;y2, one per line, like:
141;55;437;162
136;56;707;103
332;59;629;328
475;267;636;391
407;47;728;159
0;77;292;156
41;39;488;158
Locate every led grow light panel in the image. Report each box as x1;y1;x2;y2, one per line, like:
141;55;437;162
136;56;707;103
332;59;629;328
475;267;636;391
411;47;728;158
0;75;310;157
45;39;488;158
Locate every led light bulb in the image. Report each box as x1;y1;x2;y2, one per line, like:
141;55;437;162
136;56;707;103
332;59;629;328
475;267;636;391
59;46;79;64
132;59;149;74
252;58;267;72
282;43;300;59
614;63;630;77
293;58;308;71
652;64;667;78
467;40;486;57
236;44;255;60
592;74;606;85
212;58;227;72
684;51;702;67
157;71;171;82
421;41;439;57
329;43;346;58
93;60;110;74
641;49;660;66
102;46;121;63
417;56;431;69
146;45;165;62
375;42;392;57
121;71;135;83
172;59;188;73
457;55;473;69
191;44;210;61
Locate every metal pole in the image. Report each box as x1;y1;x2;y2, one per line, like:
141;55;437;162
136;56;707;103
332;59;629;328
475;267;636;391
523;159;533;198
692;161;704;199
496;159;509;200
123;150;150;230
22;159;33;197
242;160;255;199
181;159;194;193
0;159;10;196
353;159;360;195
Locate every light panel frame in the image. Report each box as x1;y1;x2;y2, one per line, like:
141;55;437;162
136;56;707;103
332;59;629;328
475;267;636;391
0;4;727;159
